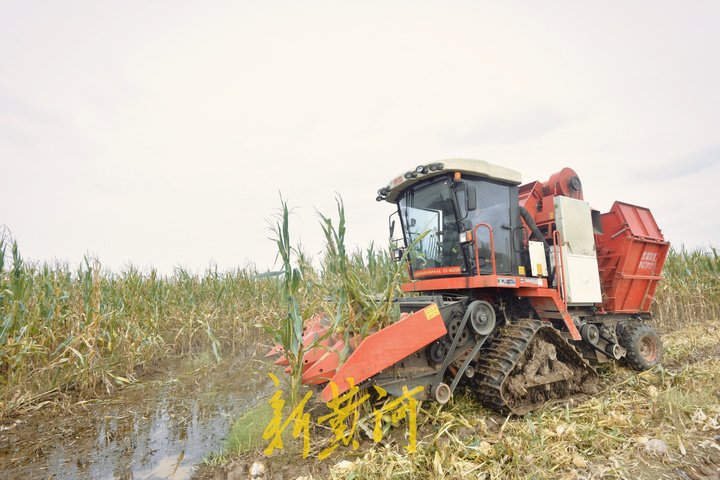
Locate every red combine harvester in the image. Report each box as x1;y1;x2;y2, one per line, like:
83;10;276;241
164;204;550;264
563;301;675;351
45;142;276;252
271;159;669;414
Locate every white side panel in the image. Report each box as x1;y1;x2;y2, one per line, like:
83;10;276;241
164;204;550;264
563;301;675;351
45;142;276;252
554;196;602;305
563;254;603;304
528;241;547;276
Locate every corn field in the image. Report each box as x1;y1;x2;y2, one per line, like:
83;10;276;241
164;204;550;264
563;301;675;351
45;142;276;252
652;245;720;328
2;211;719;478
0;205;404;417
0;243;276;415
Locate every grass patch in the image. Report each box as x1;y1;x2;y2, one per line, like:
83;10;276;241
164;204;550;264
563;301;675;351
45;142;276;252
225;401;278;455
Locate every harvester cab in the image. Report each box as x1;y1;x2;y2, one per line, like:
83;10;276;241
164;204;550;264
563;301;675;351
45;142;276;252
378;159;525;280
271;159;669;415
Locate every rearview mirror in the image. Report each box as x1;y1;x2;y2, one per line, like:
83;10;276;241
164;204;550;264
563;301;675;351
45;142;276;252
467;186;477;211
455;182;477;219
389;211;403;242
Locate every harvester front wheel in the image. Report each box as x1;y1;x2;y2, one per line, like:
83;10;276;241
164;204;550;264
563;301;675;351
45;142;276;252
620;323;663;371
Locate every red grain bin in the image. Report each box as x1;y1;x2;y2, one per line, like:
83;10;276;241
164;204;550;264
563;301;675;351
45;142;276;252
595;202;670;313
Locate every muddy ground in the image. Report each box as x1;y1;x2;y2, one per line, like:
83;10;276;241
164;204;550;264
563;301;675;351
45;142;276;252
193;340;720;480
1;338;718;479
190;391;720;480
190;412;509;480
0;353;274;480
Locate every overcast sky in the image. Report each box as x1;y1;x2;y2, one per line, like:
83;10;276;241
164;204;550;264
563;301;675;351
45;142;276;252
2;0;719;275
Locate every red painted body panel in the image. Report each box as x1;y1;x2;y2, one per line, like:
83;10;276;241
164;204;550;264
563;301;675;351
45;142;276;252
266;314;327;358
519;167;583;229
300;338;353;385
319;304;447;402
402;274;545;293
516;288;582;340
274;327;329;366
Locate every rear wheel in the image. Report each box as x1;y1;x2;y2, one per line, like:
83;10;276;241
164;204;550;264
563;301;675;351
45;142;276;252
620;323;663;371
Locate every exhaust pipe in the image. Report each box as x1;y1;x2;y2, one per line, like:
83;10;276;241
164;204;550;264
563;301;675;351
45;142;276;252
519;206;551;255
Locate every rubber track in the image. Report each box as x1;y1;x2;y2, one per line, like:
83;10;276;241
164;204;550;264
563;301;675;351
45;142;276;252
473;318;597;415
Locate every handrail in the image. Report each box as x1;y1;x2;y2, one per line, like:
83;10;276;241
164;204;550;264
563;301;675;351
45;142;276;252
472;223;496;276
553;229;567;305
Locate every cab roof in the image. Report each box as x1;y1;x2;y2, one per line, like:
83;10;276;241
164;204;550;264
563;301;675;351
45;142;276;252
377;159;523;204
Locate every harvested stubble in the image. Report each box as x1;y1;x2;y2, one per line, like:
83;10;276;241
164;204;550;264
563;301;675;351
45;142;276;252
322;246;720;480
317;321;719;479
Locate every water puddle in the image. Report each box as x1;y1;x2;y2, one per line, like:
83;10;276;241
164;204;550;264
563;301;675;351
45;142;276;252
0;355;275;480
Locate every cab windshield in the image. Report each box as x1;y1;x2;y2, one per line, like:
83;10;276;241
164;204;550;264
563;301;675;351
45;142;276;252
398;177;465;277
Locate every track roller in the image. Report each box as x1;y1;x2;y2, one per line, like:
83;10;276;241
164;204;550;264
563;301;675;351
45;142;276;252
474;318;600;415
